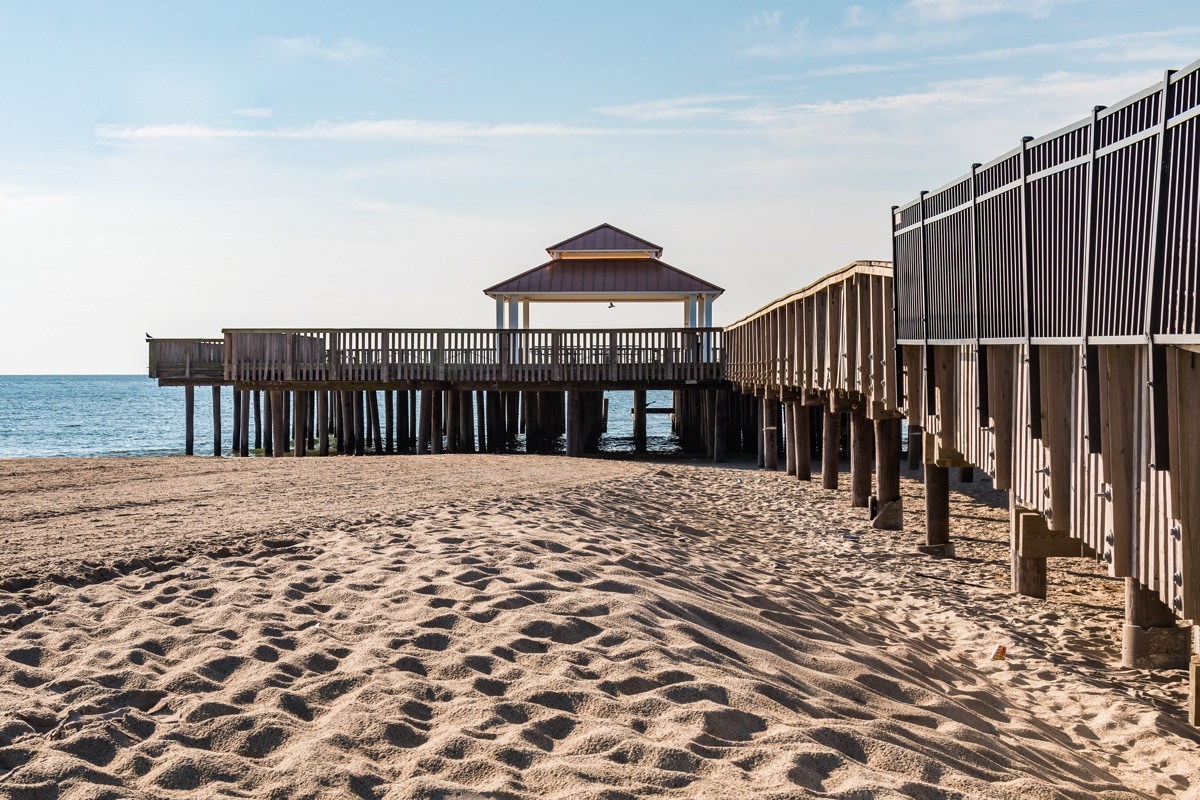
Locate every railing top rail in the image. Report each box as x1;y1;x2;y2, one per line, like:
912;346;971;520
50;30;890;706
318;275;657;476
222;327;724;335
148;338;225;345
723;260;892;332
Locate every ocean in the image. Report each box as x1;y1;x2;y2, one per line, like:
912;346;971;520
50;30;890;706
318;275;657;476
0;376;682;458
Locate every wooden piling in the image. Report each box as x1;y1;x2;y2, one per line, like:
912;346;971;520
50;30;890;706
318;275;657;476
445;390;459;453
397;390;409;453
293;391;307;457
239;388;250;457
850;409;872;508
282;391;291;453
340;391;354;455
713;389;727;463
231;389;241;456
907;424;923;471
476;390;486;453
264;390;274;454
784;401;798;475
253;390;262;451
922;464;951;555
633;389;647;453
822;407;840;490
317;391;329;456
566;391;582;457
418;389;432;454
431;390;444;454
796;402;812;481
184;385;195;456
384;391;394;454
270;390;285;458
211;386;222;457
353;392;365;456
872;418;902;529
762;395;778;470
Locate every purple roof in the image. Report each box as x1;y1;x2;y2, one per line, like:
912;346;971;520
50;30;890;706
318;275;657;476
546;223;663;257
484;258;723;296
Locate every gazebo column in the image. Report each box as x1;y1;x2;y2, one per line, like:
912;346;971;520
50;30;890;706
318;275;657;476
522;300;530;329
704;294;714;327
508;296;519;330
688;293;698;328
495;297;505;329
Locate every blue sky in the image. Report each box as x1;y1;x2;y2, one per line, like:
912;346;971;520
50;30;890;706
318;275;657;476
1;1;1196;372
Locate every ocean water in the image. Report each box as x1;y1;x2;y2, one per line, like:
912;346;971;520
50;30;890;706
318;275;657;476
0;376;682;458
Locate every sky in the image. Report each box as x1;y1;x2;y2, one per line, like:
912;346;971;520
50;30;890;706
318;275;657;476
1;1;1197;373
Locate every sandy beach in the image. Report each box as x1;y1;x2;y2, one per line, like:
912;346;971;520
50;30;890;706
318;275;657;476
1;456;1197;799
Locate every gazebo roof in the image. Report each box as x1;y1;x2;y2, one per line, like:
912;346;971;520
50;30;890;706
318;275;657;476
485;224;722;302
484;257;723;302
546;223;663;258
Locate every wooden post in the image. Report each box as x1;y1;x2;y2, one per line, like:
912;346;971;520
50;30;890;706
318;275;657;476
351;392;364;456
871;418;902;528
713;389;727;463
264;390;274;454
1010;496;1045;597
762;395;778;470
566;390;581;457
431;390;444;454
397;391;409;453
1122;578;1190;668
184;384;195;456
850;409;872;508
317;390;329;456
796;402;812;481
822;407;840;490
476;390;487;453
253;390;262;450
907;424;923;471
525;391;541;453
340;391;354;455
418;389;432;454
384;390;394;454
445;390;459;453
211;386;222;457
633;389;647;453
506;392;520;443
461;391;476;453
785;401;798;476
239;388;250;457
270;390;285;458
231;389;241;456
958;466;974;482
293;391;306;457
307;392;316;450
282;391;291;453
921;464;951;556
755;395;765;468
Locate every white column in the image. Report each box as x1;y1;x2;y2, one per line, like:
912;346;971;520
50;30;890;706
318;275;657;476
688;294;698;328
508;296;520;330
683;299;690;326
495;297;505;329
522;299;530;329
704;294;714;328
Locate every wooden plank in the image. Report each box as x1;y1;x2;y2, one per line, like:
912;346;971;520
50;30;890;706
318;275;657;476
1100;345;1139;578
988;345;1015;489
1169;346;1200;619
1039;347;1075;532
1016;506;1082;558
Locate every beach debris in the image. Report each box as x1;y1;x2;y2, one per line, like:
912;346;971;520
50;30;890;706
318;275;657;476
842;533;860;542
989;644;1007;660
735;479;743;486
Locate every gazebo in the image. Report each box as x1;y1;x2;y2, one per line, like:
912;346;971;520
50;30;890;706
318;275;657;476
484;223;724;329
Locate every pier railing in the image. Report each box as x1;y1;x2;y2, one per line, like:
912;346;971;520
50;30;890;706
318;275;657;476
147;338;226;383
724;260;897;415
892;57;1200;621
222;327;725;386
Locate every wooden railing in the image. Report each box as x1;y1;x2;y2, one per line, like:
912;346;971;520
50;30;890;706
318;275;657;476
147;338;226;382
222;328;725;385
723;260;896;413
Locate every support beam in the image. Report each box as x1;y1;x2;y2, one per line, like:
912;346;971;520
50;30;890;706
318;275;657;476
822;407;840;490
795;400;811;481
920;464;952;557
784;401;798;476
762;395;778;471
239;388;250;458
231;389;241;457
431;390;443;455
270;390;285;458
566;390;582;457
184;384;195;456
633;389;647;453
850;409;872;508
264;390;274;454
212;386;222;457
1122;578;1191;669
293;391;306;457
418;389;432;454
1010;499;1047;599
317;390;329;456
872;418;902;529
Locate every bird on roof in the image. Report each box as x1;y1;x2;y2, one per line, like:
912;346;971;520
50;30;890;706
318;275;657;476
145;333;153;339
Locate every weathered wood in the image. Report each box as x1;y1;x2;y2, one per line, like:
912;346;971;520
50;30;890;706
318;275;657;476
988;345;1015;489
1100;345;1139;577
431;390;444;455
264;390;274;454
566;391;582;457
231;389;241;457
398;390;410;453
714;389;727;462
445;390;459;453
1015;506;1081;558
293;391;307;457
784;401;798;476
795;400;811;481
822;407;839;490
907;423;923;471
184;384;195;456
1010;496;1046;599
282;391;291;453
340;391;355;456
476;390;487;453
762;395;778;471
958;466;974;482
239;388;250;457
270;390;286;458
873;418;902;529
211;386;222;457
253;390;262;451
850;409;872;508
353;391;365;456
924;464;950;551
1039;346;1074;532
418;389;432;454
1168;346;1200;620
633;389;647;453
384;390;394;454
317;390;329;456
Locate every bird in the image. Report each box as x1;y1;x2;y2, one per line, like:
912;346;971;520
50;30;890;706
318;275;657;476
608;302;615;309
145;333;153;339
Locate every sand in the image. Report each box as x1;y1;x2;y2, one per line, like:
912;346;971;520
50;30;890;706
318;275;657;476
0;456;1197;799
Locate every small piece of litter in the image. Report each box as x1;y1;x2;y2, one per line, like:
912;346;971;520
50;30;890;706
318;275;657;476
989;644;1007;660
842;534;859;541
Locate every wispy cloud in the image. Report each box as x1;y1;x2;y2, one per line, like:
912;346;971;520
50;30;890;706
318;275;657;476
739;11;809;58
94;119;703;143
899;0;1077;22
274;35;382;63
594;95;753;121
939;27;1200;65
